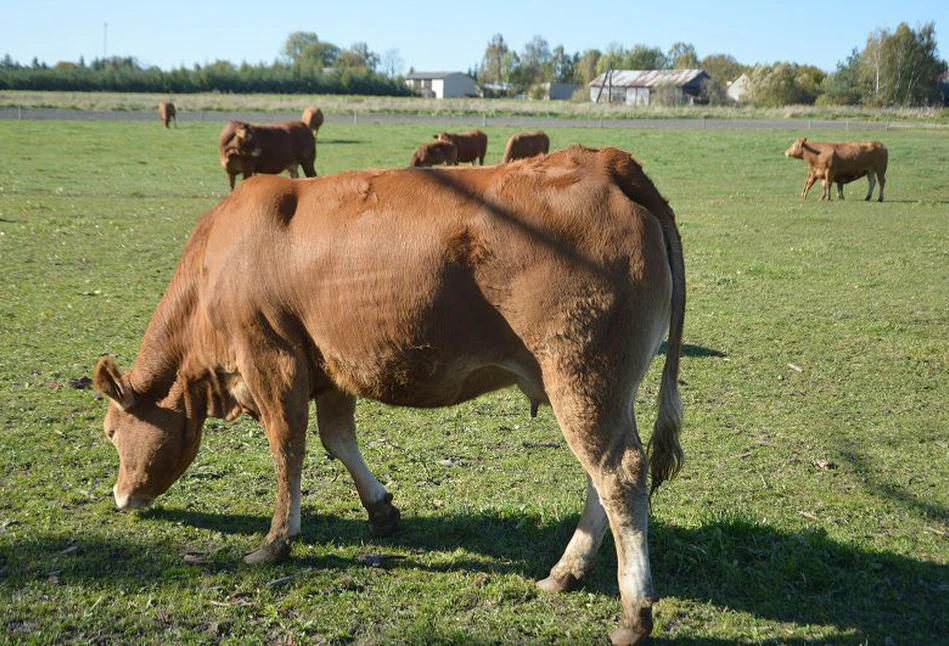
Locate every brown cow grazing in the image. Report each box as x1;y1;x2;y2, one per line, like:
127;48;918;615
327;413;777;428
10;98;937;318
92;145;685;645
218;120;317;191
158;101;176;129
301;106;324;136
502;131;550;163
784;137;888;201
409;139;458;167
435;129;487;165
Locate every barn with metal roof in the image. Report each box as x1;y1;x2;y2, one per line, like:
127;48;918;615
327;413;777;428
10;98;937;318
588;69;710;105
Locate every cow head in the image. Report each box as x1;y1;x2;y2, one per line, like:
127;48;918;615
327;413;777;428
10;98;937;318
785;138;807;159
93;357;204;510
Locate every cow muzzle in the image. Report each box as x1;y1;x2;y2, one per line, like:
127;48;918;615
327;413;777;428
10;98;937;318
113;485;154;510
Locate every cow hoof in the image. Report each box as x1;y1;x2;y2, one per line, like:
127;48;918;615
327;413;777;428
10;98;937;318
610;598;655;645
536;571;578;593
244;539;291;565
368;493;401;537
609;627;649;646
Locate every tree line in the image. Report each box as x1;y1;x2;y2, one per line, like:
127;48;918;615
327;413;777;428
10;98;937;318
1;24;945;106
475;21;946;106
0;33;411;96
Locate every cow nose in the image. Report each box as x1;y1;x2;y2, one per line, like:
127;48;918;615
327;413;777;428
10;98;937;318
113;485;153;510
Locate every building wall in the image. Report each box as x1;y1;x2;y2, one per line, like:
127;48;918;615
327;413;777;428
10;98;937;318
442;75;476;98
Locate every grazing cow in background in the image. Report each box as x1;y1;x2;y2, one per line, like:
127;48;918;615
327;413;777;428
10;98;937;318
92;145;685;646
301;106;324;136
784;137;888;201
218;120;317;190
409;139;458;167
435;129;487;165
158;101;176;129
502;131;550;163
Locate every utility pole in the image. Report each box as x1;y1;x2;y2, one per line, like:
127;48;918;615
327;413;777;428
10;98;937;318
103;23;108;59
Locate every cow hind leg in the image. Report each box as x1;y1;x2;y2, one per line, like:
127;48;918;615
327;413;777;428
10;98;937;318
542;374;656;645
865;173;877;201
301;158;317;178
316;390;400;536
288;165;299;179
837;181;845;200
878;174;885;202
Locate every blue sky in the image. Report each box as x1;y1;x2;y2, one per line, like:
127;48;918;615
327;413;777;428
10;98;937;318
2;1;946;74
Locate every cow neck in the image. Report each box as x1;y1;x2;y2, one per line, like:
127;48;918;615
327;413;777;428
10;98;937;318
801;141;822;156
129;274;197;400
129;207;218;401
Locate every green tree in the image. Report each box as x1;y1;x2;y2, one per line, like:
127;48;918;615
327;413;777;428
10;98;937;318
700;54;746;84
479;34;509;85
282;32;340;68
574;49;601;84
818;49;865;105
872;22;944;105
519;35;551;85
625;44;669;70
747;62;825;106
337;42;379;71
668;42;699;69
548;45;576;83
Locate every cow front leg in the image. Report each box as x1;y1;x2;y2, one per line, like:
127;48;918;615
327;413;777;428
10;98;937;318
241;351;310;565
801;173;816;199
289;165;300;179
316;390;400;536
836;181;845;199
245;403;308;564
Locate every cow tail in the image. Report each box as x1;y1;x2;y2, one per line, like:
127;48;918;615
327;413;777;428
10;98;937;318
647;214;685;496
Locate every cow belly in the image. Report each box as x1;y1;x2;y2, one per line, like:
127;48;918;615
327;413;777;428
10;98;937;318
321;349;527;408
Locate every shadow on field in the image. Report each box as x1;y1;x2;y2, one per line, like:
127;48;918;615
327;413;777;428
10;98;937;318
318;138;363;145
6;508;944;642
658;341;726;359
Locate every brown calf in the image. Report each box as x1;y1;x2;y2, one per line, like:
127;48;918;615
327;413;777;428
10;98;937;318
785;137;888;201
218;120;317;190
435;129;487;165
158;101;176;129
301;106;324;136
502;131;550;163
410;139;459;167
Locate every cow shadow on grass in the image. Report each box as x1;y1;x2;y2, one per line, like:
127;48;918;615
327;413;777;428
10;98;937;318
6;507;944;642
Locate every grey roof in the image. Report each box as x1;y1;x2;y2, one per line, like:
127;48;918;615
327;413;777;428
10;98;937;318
405;71;472;80
588;69;708;88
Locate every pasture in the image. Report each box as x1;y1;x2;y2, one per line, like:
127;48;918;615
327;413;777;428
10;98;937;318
0;118;947;643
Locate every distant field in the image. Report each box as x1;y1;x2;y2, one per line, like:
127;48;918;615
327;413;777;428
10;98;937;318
0;119;947;644
2;89;949;123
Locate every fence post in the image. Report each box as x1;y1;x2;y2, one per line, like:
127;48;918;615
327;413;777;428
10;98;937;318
808;119;811;130
482;113;486;128
353;111;358;125
17;105;22;120
702;117;706;130
845;120;850;131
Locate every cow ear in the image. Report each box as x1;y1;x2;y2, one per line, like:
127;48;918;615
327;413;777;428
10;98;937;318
93;357;136;410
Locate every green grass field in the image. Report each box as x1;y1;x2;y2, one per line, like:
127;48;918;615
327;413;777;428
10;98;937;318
1;117;947;644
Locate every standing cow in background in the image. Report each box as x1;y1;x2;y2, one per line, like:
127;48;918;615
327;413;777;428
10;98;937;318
301;106;324;137
409;139;458;167
435;129;487;165
502;131;550;163
218;120;317;190
158;101;176;129
784;137;888;201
